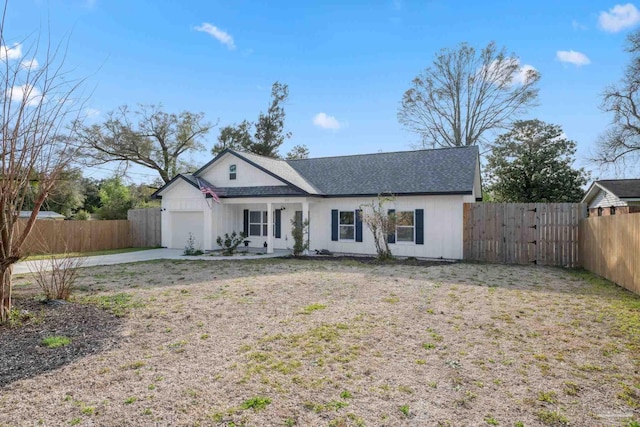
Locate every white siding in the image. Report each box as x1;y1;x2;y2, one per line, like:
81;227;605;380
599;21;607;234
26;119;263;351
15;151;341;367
160;179;209;248
199;153;285;188
308;195;470;259
589;189;627;209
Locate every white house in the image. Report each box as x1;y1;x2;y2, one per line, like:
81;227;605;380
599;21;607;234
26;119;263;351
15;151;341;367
581;179;640;216
152;146;482;259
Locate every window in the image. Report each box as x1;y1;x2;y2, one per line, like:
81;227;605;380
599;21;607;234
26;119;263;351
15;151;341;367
339;211;355;240
610;206;616;215
396;211;415;242
249;210;267;236
597;207;603;217
229;164;237;180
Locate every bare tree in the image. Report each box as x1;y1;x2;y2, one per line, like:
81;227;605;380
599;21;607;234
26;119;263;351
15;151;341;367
359;194;396;261
398;41;540;148
0;2;86;322
77;104;214;183
596;30;640;172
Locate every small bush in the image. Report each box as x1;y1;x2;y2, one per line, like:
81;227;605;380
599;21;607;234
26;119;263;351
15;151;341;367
183;233;204;256
73;210;90;220
216;231;246;256
28;254;84;301
291;218;309;256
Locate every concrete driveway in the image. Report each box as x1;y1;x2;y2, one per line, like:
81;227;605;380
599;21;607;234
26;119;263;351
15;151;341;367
12;248;291;275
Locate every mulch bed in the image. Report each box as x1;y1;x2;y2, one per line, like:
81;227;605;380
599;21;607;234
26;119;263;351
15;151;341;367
0;298;122;388
288;254;453;267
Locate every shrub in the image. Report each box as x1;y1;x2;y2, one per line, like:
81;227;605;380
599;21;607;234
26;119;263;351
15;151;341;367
183;233;204;256
73;210;90;220
216;231;246;256
28;255;84;301
291;217;309;256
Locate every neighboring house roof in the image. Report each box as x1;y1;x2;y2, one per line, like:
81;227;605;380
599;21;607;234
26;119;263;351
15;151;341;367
582;179;640;204
154;146;480;199
19;211;66;220
287;146;479;196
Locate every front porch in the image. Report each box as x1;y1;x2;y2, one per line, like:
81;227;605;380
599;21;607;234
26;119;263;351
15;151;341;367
206;198;312;254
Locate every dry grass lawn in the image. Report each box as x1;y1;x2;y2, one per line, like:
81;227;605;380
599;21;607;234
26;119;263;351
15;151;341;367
3;258;640;426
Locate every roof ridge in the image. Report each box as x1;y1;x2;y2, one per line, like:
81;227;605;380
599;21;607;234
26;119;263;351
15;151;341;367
286;145;478;162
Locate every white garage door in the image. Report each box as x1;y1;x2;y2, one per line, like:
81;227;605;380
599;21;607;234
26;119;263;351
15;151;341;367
171;211;204;249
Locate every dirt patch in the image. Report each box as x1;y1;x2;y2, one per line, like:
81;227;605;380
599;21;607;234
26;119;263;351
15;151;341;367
0;298;123;387
3;260;640;426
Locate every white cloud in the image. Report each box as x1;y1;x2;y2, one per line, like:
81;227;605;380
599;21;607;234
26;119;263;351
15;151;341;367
572;20;588;31
7;84;43;107
511;64;538;85
313;112;342;130
598;3;640;32
483;58;538;86
0;43;22;61
556;50;591;66
194;23;236;50
20;58;39;70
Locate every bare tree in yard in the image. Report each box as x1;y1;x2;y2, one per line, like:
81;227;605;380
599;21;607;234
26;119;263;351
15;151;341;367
597;30;640;172
359;194;396;261
77;104;214;184
0;5;87;322
398;41;540;148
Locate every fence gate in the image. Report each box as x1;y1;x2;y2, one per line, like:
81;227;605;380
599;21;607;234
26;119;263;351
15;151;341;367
463;203;586;267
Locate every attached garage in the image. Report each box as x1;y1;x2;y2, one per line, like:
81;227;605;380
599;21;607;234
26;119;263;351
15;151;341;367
170;211;204;250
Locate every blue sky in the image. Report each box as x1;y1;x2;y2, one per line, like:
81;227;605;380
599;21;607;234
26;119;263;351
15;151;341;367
5;0;640;182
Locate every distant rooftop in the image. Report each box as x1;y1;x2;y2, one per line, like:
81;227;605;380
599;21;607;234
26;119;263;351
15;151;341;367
596;179;640;199
19;211;66;220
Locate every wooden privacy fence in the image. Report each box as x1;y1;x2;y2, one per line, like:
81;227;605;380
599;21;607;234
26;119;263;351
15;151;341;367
16;219;131;254
463;203;586;267
579;214;640;295
127;208;161;247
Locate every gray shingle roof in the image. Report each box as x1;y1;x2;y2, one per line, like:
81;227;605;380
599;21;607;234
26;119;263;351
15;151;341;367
155;146;479;199
215;186;306;197
286;146;479;196
238;151;320;194
179;174;305;198
597;179;640;199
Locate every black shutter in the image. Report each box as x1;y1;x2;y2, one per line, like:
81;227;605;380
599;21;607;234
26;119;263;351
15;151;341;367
355;209;363;242
275;209;282;238
415;209;424;245
387;209;395;244
243;209;249;236
331;209;339;241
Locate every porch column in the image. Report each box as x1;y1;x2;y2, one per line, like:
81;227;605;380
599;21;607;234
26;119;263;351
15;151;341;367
266;202;274;254
302;200;309;255
203;203;213;250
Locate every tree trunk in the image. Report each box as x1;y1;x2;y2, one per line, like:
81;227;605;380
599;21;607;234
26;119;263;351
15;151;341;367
0;265;12;323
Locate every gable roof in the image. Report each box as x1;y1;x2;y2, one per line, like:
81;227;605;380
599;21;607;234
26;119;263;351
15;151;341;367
194;149;319;195
286;146;479;196
154;146;480;199
582;179;640;204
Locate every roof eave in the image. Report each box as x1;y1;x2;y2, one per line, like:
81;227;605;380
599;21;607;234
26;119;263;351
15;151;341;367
151;174;200;199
